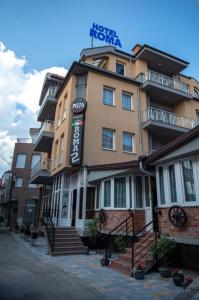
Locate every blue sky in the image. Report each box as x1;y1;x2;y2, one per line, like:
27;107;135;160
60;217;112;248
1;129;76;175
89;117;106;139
0;0;199;78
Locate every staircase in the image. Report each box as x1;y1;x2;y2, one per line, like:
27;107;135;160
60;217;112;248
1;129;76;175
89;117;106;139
100;213;159;277
43;210;87;256
110;232;155;276
50;227;87;256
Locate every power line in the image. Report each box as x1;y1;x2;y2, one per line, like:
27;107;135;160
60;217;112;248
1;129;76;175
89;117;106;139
0;155;11;166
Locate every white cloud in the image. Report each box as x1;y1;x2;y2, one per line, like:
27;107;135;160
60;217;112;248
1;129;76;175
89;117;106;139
0;42;67;176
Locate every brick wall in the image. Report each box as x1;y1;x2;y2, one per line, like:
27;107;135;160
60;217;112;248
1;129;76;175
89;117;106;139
96;210;145;232
159;207;199;239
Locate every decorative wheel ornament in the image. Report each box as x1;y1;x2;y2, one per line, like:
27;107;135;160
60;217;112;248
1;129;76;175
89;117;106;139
168;205;187;228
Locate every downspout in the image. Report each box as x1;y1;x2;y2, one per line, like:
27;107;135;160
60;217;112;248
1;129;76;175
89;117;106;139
137;87;143;156
138;158;155;177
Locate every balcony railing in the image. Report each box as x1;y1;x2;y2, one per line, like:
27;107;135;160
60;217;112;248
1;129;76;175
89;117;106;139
31;159;51;179
137;70;190;94
35;120;54;144
41;86;57;107
143;107;196;130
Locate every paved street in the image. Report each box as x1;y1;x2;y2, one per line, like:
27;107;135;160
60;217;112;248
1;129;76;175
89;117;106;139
0;228;105;300
7;229;189;300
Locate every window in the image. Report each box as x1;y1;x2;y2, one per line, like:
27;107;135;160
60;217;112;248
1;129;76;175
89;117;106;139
103;87;114;106
31;154;40;169
96;184;100;209
194;87;199;98
122;92;132;110
104;180;111;207
158;167;165;204
102;128;115;150
169;165;177;203
116;63;125;75
145;177;150;207
62;93;68;120
29;183;38;188
123;132;134;152
114;177;126;208
15;177;23;188
16;154;26;168
182;160;196;202
135;176;143;208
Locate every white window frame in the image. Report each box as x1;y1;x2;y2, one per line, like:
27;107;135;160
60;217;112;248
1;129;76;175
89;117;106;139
156;166;167;207
103;86;115;106
102;128;116;151
116;62;125;76
95;183;101;210
122;132;134;153
122;92;133;111
16;154;26;169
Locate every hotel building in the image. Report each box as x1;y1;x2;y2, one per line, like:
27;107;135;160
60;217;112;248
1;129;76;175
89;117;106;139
29;44;199;261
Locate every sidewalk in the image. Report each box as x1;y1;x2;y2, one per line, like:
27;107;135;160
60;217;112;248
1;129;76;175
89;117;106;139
12;232;193;300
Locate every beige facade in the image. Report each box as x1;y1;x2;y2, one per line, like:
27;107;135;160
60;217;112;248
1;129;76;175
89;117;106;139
31;43;199;235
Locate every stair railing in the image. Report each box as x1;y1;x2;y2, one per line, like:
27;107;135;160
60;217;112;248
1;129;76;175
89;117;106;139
43;209;55;253
131;216;159;270
101;211;135;263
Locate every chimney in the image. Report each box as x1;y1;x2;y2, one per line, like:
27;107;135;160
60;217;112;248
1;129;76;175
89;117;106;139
132;44;142;55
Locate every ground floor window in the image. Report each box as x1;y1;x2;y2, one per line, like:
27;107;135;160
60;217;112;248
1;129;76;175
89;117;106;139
158;166;165;205
145;176;150;207
114;177;126;208
104;180;111;207
182;160;196;202
135;176;143;208
169;164;177;203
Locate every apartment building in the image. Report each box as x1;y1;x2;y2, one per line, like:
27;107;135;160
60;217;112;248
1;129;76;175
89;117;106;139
9;130;41;227
30;43;199;238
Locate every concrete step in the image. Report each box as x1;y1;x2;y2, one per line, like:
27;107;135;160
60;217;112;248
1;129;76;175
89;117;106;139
52;249;88;256
53;246;87;252
54;237;81;243
54;242;84;248
110;259;131;276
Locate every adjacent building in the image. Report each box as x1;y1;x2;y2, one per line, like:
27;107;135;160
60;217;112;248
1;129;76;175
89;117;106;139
29;43;199;239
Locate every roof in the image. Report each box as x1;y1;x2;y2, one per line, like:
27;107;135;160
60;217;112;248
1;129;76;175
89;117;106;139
145;125;199;164
56;61;141;99
88;160;138;171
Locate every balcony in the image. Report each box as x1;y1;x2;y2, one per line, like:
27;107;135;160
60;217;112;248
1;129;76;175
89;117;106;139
143;107;196;138
34;121;54;152
37;86;57;122
30;159;51;184
136;70;192;103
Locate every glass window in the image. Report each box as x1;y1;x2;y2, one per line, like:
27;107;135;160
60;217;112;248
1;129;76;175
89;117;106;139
102;128;115;150
182;160;196;202
96;184;100;209
194;87;199;98
129;176;132;208
16;154;26;168
145;177;150;207
122;93;132;110
15;177;23;188
114;177;126;208
103;88;114;106
31;154;40;169
123;132;133;152
135;176;143;208
116;63;124;75
29;183;38;188
169;165;177;203
158;167;165;204
104;180;111;207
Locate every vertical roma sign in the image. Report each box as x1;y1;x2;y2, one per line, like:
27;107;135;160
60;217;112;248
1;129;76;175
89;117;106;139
70;98;87;166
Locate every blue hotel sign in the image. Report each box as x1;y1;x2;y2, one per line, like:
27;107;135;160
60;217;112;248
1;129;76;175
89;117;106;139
89;23;122;48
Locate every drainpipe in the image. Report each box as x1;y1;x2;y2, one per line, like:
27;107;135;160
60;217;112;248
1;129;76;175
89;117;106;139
138;158;155;177
137;87;143;155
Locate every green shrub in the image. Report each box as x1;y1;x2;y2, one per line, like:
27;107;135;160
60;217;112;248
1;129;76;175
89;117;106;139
114;236;127;253
151;235;176;266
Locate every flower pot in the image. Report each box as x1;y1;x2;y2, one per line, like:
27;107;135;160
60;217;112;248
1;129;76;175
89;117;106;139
133;271;144;280
173;275;184;287
100;258;110;266
159;267;171;278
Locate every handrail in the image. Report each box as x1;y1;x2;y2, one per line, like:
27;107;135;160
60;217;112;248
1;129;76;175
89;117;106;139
43;209;55;253
143;107;196;130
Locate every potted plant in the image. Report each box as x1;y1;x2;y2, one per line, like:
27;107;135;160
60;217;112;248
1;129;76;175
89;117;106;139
114;236;127;253
171;269;184;287
14;223;19;234
151;235;176;278
86;219;99;249
132;263;145;279
31;228;38;246
182;276;193;290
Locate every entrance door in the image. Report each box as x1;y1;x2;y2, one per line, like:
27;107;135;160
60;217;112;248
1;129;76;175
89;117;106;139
144;177;153;230
72;190;77;227
86;187;95;219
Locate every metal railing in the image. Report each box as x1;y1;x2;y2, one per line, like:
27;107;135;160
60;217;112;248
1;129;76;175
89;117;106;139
143;107;196;129
30;159;51;179
42;209;55;253
34;120;54;144
39;86;57;112
137;70;190;94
